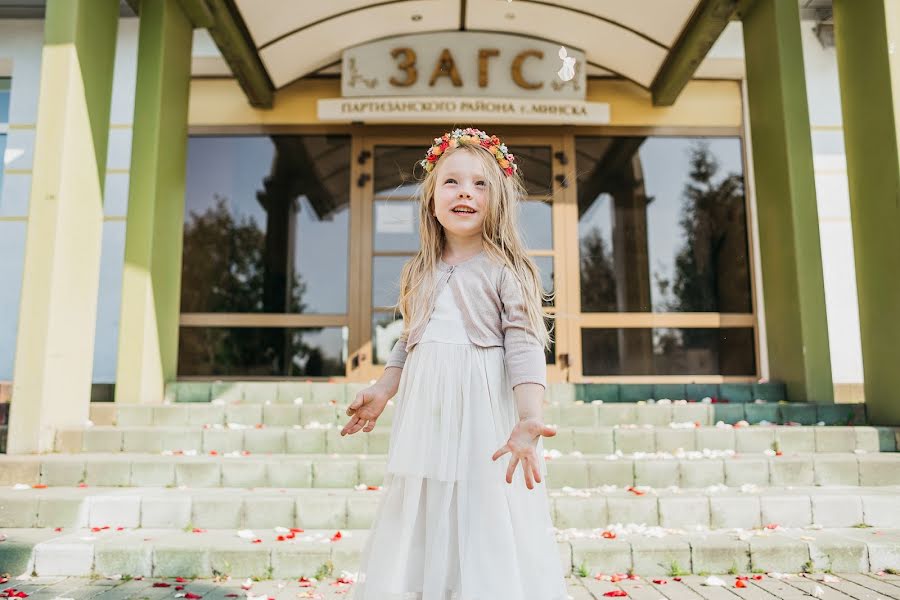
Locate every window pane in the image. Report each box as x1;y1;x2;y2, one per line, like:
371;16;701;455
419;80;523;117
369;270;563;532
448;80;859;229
372;255;409;308
531;255;555;307
581;327;756;376
576;137;752;313
520;200;552;249
0;222;26;380
372;310;404;365
178;326;347;377
0;78;9;121
374;146;421;199
374;200;419;252
511;146;552;196
182;135;350;314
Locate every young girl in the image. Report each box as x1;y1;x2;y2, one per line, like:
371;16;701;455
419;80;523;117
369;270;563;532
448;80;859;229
341;128;569;599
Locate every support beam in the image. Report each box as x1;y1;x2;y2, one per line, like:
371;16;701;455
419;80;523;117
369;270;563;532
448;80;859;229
651;0;741;106
742;0;834;403
833;0;900;425
115;0;193;404
7;0;119;454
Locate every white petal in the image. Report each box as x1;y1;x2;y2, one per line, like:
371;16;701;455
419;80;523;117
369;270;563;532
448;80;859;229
558;46;568;59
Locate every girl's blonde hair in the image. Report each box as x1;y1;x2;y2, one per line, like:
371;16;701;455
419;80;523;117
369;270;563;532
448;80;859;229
394;142;554;350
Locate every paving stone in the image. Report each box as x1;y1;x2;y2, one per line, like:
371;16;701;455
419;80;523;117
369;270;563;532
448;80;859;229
226;405;263;426
276;382;311;405
754;382;787;402
636;404;673;426
153;405;190;426
85;460;132;487
295;492;348;529
796;531;870;572
112;405;153;428
573;428;614;454
745;403;781;424
268;460;313;488
54;429;84;453
88;494;141;528
210;382;243;403
326;428;367;454
630;536;692;575
243;429;286;454
141;495;192;528
814;454;861;485
554;495;608;529
152;540;212;577
654;384;686;401
202;429;245;454
680;460;725;488
687;384;719;401
159;429;202;453
191;495;242;529
559;402;598;427
209;545;270;578
714;404;746;425
672;404;713;426
634;460;678;488
615;429;655;454
41;459;86;486
312;458;358;488
270;544;331;579
242;382;278;405
130;460;175;487
547;460;590;488
570;538;632;574
809;493;864;528
582;384;620;403
33;538;94;576
300;404;338;426
187;404;225;426
175;383;211;404
285;429;327;454
859;454;900;485
36;496;90;528
735;428;776;453
0;495;38;527
607;495;658;526
689;535;751;574
81;429;122;453
220;461;267;488
817;404;856;426
122;429;163;453
724;457;770;486
596;404;637;426
815;427;858;452
659;496;710;530
242;496;295;529
855;427;881;453
696;427;735;451
862;494;900;527
549;382;576;403
748;535;811;573
588;460;635;487
544;428;575;452
347;493;380;529
709;495;761;529
175;461;221;487
780;404;818;426
620;385;653;402
655;429;696;452
769;456;815;486
760;494;812;528
775;427;816;453
262;404;301;427
93;533;154;577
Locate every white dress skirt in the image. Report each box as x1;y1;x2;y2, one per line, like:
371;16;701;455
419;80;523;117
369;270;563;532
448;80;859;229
353;285;569;600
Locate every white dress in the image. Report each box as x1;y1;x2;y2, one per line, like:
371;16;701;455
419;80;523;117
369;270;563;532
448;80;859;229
353;284;568;600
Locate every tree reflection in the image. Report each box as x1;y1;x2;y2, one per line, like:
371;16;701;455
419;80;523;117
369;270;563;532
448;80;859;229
179;196;342;376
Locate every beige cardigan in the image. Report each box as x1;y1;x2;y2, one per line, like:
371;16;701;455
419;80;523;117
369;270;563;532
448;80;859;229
385;250;547;389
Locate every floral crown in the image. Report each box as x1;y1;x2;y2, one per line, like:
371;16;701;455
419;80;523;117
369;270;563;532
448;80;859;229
420;128;518;177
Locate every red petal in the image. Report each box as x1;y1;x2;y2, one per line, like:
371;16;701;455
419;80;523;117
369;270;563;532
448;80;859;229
54;528;62;533
331;531;343;541
603;591;627;597
116;527;125;531
225;595;240;598
290;528;305;533
674;577;682;582
153;583;171;588
251;539;262;544
209;450;218;456
175;586;184;591
78;483;88;488
277;536;286;541
192;528;206;533
32;484;47;489
765;523;779;529
735;580;747;588
752;575;763;580
602;531;616;539
184;593;203;599
652;579;667;584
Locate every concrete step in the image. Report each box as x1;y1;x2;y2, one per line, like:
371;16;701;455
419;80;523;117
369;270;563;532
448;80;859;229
1;526;898;577
1;486;899;531
3;452;900;489
54;424;884;456
88;400;872;430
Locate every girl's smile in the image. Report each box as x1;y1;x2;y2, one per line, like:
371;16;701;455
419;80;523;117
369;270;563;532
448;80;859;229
433;150;488;238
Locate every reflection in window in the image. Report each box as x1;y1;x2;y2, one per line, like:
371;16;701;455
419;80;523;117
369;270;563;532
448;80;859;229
372;310;404;365
178;327;346;376
181;135;351;315
576;137;751;313
0;78;8;206
520;200;552;249
581;328;755;376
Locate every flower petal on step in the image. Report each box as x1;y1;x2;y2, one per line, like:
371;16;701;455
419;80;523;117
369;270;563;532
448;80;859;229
603;591;627;597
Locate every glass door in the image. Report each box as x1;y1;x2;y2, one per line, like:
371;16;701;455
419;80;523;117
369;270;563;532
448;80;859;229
348;133;572;383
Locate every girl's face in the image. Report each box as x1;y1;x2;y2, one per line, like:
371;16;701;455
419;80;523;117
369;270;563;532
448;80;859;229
432;149;489;241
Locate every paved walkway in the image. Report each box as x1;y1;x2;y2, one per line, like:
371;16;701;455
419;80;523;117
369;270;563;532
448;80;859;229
2;573;900;600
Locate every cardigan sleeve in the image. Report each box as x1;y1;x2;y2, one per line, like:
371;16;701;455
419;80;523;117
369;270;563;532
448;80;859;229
384;329;409;370
498;265;547;389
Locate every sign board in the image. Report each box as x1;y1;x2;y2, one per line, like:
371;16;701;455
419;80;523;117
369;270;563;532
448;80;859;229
318;96;610;125
341;31;587;101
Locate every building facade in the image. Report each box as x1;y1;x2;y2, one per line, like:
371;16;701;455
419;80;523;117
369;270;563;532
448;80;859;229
1;0;898;454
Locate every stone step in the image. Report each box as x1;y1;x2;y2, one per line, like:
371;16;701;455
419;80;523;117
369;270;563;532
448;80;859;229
1;526;898;577
54;424;883;456
1;486;899;531
3;452;900;489
87;400;872;430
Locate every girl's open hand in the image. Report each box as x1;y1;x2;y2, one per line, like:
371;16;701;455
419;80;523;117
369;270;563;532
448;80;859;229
491;417;557;489
341;383;392;436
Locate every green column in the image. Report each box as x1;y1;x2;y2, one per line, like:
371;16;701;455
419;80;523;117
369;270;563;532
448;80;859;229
7;0;119;454
833;0;900;425
114;0;193;404
742;0;834;403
